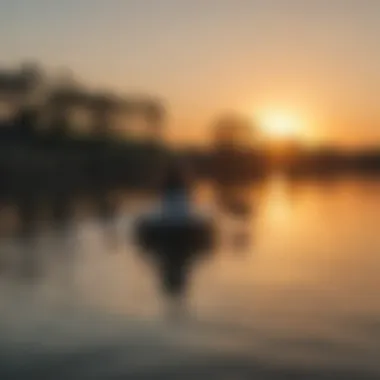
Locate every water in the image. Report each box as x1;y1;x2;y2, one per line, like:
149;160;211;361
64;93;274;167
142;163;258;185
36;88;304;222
0;177;379;379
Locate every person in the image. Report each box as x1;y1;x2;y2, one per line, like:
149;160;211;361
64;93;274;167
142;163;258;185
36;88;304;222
160;160;191;217
135;158;215;298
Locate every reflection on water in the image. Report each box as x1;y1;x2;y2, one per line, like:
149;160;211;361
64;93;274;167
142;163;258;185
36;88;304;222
0;177;379;379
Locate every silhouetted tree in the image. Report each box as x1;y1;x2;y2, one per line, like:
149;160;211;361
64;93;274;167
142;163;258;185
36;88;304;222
90;94;117;138
211;113;259;184
47;89;88;137
212;113;254;150
12;106;40;140
143;100;165;142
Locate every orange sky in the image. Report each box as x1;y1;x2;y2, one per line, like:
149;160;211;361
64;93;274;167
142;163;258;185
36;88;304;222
1;0;380;149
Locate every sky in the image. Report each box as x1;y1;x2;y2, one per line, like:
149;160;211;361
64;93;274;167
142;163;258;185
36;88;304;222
0;0;380;148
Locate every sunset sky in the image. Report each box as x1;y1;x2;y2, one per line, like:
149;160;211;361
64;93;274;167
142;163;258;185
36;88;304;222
1;0;380;148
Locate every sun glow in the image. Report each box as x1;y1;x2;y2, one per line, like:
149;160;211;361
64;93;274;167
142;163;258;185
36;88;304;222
256;110;302;141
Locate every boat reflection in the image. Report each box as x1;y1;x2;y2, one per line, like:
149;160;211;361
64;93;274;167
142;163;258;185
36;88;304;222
135;161;217;300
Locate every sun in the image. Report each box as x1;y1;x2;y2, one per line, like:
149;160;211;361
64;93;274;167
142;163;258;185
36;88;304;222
256;110;301;140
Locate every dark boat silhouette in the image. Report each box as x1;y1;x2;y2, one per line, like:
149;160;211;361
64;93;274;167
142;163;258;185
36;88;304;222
135;161;215;296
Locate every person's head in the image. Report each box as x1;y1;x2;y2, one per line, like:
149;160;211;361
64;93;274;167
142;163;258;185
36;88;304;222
162;157;192;193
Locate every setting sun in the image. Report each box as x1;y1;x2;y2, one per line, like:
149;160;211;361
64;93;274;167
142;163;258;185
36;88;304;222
257;111;301;140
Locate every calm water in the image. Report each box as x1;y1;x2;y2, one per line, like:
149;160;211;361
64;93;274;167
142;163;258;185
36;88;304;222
0;177;379;379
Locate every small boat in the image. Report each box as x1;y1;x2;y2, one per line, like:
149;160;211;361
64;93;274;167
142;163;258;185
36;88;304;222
136;161;215;252
134;161;215;295
135;190;215;255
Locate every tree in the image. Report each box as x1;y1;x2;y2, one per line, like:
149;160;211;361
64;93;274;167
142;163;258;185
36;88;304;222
212;113;254;150
143;100;165;142
12;106;40;140
211;112;258;184
90;94;116;138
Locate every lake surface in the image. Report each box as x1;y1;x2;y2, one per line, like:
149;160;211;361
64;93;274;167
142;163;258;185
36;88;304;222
0;177;379;379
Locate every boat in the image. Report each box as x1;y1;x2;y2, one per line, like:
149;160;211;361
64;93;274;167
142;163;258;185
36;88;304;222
137;160;215;251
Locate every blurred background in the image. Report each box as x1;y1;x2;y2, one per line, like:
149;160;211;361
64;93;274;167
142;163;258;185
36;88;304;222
0;1;379;379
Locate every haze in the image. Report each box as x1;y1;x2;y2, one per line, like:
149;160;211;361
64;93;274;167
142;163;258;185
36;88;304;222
1;0;379;148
